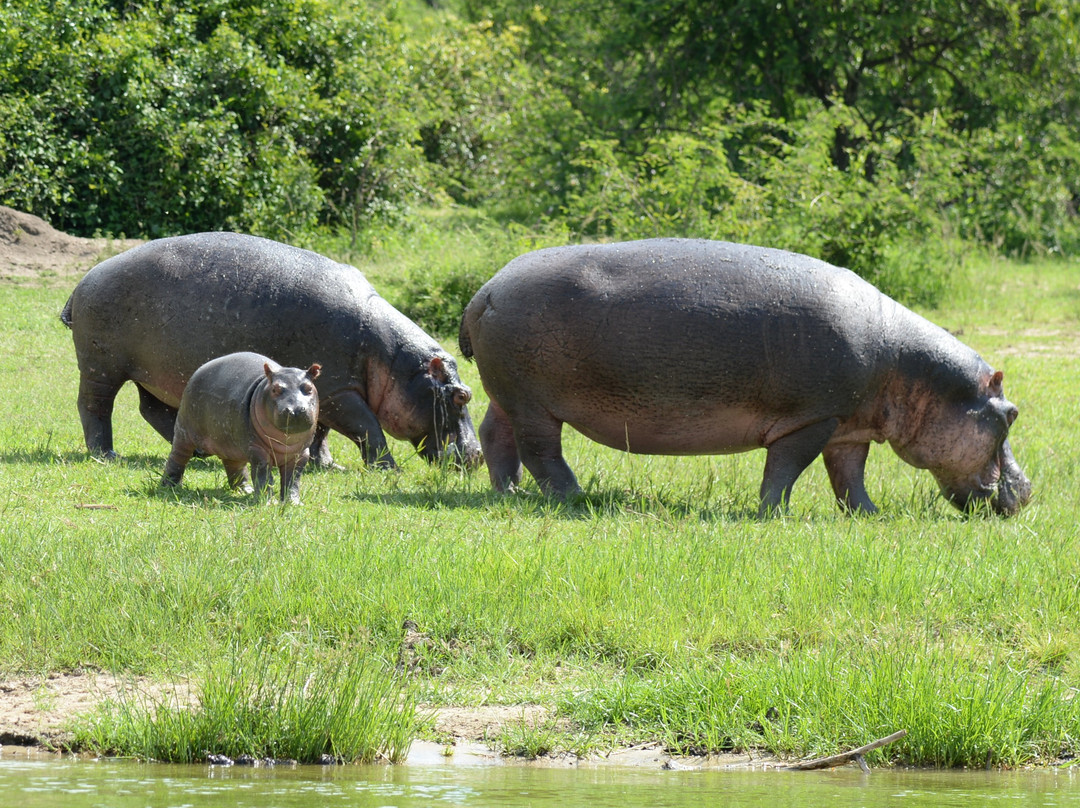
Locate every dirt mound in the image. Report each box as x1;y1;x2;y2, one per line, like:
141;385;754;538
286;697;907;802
0;206;141;282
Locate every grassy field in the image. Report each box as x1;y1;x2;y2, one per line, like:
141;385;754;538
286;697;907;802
0;229;1077;767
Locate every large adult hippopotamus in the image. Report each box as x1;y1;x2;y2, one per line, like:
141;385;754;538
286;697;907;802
458;239;1031;516
62;232;481;470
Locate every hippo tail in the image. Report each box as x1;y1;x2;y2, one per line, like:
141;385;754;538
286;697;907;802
457;309;475;362
59;295;74;329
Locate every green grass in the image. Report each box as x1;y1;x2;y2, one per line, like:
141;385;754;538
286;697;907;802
0;235;1077;767
68;646;417;764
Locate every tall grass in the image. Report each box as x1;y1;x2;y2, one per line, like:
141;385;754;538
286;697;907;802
1;243;1077;766
69;647;417;763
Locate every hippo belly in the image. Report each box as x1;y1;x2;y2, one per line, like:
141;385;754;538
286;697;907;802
562;403;789;456
459;238;1031;516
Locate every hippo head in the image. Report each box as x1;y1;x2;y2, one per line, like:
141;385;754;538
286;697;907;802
378;353;483;469
262;362;321;435
890;368;1031;516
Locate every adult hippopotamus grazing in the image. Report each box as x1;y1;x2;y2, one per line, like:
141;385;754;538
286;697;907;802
62;232;481;470
458;239;1031;516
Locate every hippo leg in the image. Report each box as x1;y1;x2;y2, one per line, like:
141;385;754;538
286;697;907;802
320;392;396;469
822;442;878;514
77;374;125;458
223;459;254;494
479;399;523;492
279;458;308;505
511;407;581;499
308;423;344;471
247;460;274;500
136;385;179;444
758;418;840;517
161;433;195;488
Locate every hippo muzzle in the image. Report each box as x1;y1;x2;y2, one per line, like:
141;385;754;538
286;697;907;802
413;382;483;470
941;439;1032;516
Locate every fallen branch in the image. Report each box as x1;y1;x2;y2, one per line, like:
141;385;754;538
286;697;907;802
785;729;907;771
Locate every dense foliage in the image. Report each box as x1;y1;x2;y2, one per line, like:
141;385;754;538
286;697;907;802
2;0;1078;304
0;0;423;240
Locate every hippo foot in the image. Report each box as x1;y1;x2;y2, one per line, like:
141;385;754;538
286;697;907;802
310;460;346;472
91;449;120;463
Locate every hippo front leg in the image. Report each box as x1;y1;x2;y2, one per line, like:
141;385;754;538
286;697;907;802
136;385;179;445
759;418;840;517
248;460;275;501
479;398;523;492
822;442;878;514
279;457;308;505
320;392;396;469
223;459;254;494
308;423;343;471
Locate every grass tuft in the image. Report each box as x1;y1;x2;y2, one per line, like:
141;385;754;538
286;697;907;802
69;647;417;764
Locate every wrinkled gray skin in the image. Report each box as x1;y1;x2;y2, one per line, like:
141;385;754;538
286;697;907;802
62;233;481;470
459;239;1032;517
161;353;321;504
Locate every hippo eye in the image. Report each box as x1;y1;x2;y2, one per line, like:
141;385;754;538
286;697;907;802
271;384;284;396
300;383;314;395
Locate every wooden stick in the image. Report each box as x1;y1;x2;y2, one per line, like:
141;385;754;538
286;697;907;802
785;730;907;771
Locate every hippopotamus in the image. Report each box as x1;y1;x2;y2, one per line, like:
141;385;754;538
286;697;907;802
161;352;321;503
61;232;481;470
458;238;1031;516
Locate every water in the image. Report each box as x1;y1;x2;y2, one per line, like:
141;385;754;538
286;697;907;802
2;751;1079;808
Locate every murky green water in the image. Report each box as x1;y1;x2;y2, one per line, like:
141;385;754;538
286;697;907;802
2;754;1079;808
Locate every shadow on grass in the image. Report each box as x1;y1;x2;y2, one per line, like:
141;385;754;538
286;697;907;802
346;485;762;523
0;447;168;470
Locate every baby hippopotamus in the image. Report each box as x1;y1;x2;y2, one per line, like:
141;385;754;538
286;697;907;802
161;352;322;504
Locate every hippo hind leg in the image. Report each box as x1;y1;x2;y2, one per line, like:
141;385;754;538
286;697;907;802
759;418;840;517
822;442;878;514
161;429;196;488
136;385;179;444
479;398;523;492
505;403;580;500
77;373;125;458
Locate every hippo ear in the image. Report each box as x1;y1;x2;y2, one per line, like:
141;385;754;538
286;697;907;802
990;370;1004;393
427;356;449;382
264;362;274;381
306;363;322;380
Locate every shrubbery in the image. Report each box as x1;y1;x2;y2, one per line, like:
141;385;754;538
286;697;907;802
2;0;1078;313
0;0;423;239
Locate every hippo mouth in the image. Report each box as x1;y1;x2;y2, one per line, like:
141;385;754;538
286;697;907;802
413;433;484;469
415;386;483;470
944;440;1031;517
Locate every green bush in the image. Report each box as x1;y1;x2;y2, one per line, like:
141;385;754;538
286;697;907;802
0;0;423;239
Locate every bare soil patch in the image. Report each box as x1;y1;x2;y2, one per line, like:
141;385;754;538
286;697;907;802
0;206;140;283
